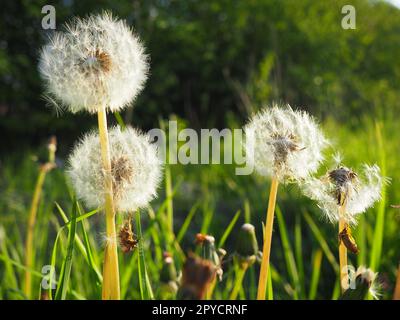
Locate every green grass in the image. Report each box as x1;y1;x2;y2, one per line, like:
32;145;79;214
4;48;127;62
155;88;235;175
0;115;399;300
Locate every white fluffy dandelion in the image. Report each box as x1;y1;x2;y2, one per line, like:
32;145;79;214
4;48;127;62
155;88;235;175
303;157;385;225
39;12;148;114
244;104;328;182
68;126;162;212
244;104;329;300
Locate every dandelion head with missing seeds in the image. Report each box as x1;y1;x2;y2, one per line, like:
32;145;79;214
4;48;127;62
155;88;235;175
244;104;329;182
302;155;387;225
67;126;162;212
39;12;148;114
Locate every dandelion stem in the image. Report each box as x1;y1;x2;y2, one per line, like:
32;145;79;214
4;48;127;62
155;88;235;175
24;137;56;299
339;206;348;293
98;107;120;300
257;177;279;300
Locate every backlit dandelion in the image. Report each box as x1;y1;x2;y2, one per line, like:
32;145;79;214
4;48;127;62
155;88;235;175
243;103;329;300
244;104;328;182
303;156;385;225
39;12;148;114
302;155;386;292
39;12;150;299
68;126;162;212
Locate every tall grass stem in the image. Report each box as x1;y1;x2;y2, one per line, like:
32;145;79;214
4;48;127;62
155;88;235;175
24;137;56;299
257;177;279;300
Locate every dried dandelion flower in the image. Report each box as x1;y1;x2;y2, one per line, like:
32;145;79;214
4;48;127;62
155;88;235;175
177;253;216;300
340;266;380;300
118;218;138;253
244;104;328;182
68;126;162;212
39;12;148;114
195;233;224;281
303;156;386;225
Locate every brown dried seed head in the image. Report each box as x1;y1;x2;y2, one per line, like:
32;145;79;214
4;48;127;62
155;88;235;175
328;166;358;206
118;220;138;254
178;253;216;300
328;166;357;186
339;224;359;254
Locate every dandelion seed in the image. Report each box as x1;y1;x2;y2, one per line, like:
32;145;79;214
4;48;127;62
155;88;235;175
67;126;162;213
39;12;148;114
244;104;328;182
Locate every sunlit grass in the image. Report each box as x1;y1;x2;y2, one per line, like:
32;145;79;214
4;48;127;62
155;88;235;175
0;116;398;300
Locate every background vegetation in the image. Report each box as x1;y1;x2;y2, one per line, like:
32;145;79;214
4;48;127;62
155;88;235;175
0;0;399;299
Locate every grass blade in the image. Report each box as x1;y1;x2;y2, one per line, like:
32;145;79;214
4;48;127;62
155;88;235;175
176;202;200;243
294;213;305;298
55;201;77;300
276;206;300;299
308;249;323;300
303;211;339;273
136;210;154;300
369;121;387;271
218;210;241;248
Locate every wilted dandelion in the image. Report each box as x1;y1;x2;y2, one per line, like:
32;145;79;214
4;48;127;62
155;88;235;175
68;126;162;213
340;266;380;300
302;155;386;292
244;104;328;300
118;217;138;254
177;253;216;300
194;233;226;298
39;12;148;114
303;157;384;225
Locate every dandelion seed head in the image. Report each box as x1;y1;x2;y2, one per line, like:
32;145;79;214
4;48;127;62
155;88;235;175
244;104;328;181
67;126;162;212
39;12;148;114
303;159;386;225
